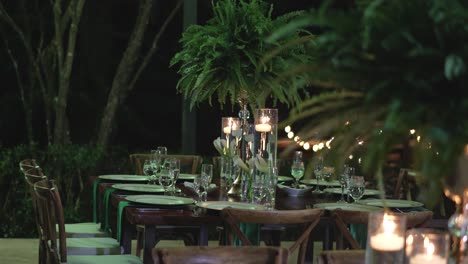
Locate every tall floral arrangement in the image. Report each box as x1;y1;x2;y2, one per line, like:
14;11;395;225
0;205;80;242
170;0;313;109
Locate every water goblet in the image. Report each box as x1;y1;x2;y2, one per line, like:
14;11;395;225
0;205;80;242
143;160;155;184
348;176;365;202
167;158;180;195
200;164;213;202
158;162;173;195
313;158;324;193
291;151;305;188
252;173;266;204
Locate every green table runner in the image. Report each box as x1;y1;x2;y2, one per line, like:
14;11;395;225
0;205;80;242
92;178;103;223
103;188;116;232
117;201;131;242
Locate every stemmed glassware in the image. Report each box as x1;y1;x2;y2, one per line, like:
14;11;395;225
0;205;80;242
193;174;203;203
291;151;305;188
166;158;180;195
150;146;167;183
143;160;158;185
313;157;324;193
158;159;174;195
348;176;365;202
200;164;213;202
338;165;354;203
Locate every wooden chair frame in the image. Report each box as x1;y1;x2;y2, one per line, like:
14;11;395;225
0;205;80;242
332;209;433;250
153;246;289;264
221;208;323;264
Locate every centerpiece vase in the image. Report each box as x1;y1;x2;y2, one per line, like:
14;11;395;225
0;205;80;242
228;98;253;197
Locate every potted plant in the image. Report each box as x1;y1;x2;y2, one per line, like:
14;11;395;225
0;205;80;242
170;0;312;111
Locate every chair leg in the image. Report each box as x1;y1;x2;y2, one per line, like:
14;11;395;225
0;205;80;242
136;229;143;258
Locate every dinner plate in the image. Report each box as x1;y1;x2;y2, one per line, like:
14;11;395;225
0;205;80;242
323;188;381;196
198;201;265;211
125;195;195;206
301;179;341;187
313;202;382;212
112;184;164;193
278;176;293;182
357;199;424;208
99;174;148;182
178;173;196;180
277;184;314;197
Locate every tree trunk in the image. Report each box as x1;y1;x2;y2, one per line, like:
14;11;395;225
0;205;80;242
53;0;86;145
97;0;186;149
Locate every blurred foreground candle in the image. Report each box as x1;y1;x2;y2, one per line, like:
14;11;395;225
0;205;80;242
405;229;448;264
366;212;406;264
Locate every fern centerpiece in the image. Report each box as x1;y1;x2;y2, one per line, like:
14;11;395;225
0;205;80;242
170;0;312;109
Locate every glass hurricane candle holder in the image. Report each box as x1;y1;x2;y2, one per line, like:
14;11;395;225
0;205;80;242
221;117;240;153
253;109;278;166
366;211;406;264
405;228;449;264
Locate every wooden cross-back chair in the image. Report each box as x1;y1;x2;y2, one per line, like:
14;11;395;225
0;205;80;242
19;158;43;175
22;165;108;239
332;209;433;250
221;208;324;264
33;179;142;264
153;246;289;264
129;153;202;175
394;168;417;200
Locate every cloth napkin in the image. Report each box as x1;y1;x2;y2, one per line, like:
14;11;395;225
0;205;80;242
103;188;116;232
92;178;102;223
116;200;131;242
183;182;217;192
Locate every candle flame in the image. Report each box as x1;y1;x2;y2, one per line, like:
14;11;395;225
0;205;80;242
261;116;270;124
406;234;413;245
383;214;396;234
426;241;435;257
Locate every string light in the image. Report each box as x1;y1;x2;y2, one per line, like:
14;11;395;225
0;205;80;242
284;126;291;133
287;131;294;139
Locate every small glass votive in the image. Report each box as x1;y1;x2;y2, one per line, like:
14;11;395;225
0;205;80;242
405;228;449;264
366;212;406;264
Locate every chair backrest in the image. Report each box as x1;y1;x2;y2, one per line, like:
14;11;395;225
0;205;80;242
19;159;42;175
394;168;417;199
221;208;323;264
152;246;289;264
332;209;433;250
34;179;68;264
317;250;365;264
129;153;202;174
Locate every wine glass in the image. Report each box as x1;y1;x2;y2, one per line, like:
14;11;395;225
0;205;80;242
252;173;266;204
193;174;203;203
321;166;334;188
348;176;365;202
166;158;180;195
200;164;213;202
158;160;173;195
291;151;305;188
313;157;324;193
143;160;157;184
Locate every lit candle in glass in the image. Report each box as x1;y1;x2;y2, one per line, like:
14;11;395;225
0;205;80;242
366;212;406;263
406;229;448;264
370;213;405;251
255;116;272;132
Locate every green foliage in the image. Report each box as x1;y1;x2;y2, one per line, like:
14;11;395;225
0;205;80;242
281;0;468;205
0;144;131;237
170;0;312;109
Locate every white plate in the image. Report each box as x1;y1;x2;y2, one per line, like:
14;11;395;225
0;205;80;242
323;188;381;196
198;201;265;211
125;195;195;206
112;184;164;193
301;179;341;187
278;176;293;182
313;202;382;212
99;174;148;182
178;173;196;180
277;184;314;197
357;199;424;208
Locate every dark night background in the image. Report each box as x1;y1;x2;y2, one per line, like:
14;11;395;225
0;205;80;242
0;0;319;156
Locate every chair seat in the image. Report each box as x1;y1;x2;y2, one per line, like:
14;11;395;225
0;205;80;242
60;222;109;238
67;254;142;264
66;237;122;255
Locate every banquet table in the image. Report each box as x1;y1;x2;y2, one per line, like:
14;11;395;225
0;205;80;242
94;175;421;264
